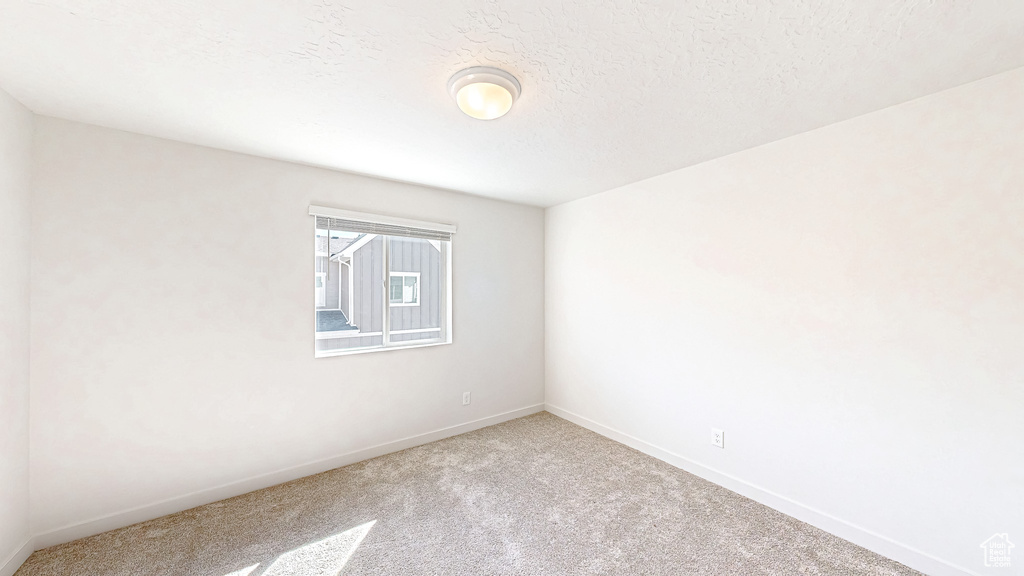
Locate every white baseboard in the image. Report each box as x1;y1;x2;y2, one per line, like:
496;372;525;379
544;403;977;576
0;538;34;576
34;403;545;550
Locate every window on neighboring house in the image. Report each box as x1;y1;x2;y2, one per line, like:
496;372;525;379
315;273;327;307
389;272;419;306
311;205;454;357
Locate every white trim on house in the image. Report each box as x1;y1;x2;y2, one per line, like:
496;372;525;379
309;205;457;234
339;259;354;319
337;233;376;258
314;330;383;340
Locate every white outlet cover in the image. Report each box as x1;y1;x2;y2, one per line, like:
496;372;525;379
711;428;725;448
462;392;471;406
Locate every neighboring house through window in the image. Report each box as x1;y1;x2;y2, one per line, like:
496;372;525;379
310;205;455;357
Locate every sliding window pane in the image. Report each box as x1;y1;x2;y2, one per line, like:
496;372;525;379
315;228;384;353
388;237;443;343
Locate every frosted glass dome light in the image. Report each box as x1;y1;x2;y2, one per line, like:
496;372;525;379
448;66;521;120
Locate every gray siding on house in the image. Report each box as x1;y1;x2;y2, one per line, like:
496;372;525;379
389;237;442;335
350;235;384;333
389;332;439;343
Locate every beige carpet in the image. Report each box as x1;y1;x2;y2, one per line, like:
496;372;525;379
17;412;920;576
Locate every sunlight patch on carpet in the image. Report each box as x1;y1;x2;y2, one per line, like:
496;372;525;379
260;521;376;576
222;564;260;576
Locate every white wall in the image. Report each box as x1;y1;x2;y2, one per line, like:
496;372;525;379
546;67;1024;576
29;118;545;537
0;89;33;570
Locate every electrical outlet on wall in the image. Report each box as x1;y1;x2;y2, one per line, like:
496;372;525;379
711;428;724;448
462;392;471;406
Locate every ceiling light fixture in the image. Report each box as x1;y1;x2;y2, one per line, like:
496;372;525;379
447;66;521;120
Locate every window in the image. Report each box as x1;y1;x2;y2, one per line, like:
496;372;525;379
315;273;326;307
311;205;454;357
389;272;419;306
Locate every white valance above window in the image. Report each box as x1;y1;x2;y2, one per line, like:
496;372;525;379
309;205;456;242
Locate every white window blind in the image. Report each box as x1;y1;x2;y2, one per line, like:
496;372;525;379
309;206;455;242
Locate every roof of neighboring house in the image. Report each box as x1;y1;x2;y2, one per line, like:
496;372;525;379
316;310;358;332
316;234;366;258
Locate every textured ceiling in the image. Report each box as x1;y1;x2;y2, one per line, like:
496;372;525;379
2;1;1024;206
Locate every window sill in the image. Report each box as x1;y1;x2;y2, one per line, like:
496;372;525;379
314;339;451;358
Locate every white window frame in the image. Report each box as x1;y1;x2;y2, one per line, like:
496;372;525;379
389;272;420;307
311;206;454;358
